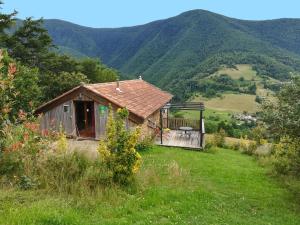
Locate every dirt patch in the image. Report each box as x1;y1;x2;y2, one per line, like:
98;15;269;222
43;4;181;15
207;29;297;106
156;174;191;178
66;139;99;160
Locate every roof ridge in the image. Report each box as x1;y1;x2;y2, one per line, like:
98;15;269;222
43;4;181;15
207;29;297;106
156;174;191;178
84;79;141;87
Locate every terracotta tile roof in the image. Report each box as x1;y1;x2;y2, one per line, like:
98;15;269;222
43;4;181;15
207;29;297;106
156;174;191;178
84;79;173;119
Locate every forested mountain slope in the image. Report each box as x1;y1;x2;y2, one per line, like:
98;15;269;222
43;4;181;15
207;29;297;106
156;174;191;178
43;10;300;99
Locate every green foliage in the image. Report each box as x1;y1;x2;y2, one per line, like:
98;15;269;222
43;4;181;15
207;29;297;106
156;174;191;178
98;106;142;185
136;136;154;152
0;50;18;149
13;64;41;114
0;2;17;45
6;17;53;68
56;125;68;153
0;119;48;187
262;77;300;141
272;137;300;176
211;129;226;148
79;58;118;83
0;116;113;193
40;71;89;100
261;77;300;177
0;50;41;120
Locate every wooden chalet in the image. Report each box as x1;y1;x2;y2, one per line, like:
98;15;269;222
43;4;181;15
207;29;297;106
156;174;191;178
35;79;173;140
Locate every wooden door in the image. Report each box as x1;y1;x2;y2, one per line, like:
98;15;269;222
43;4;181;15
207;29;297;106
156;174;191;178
75;101;95;138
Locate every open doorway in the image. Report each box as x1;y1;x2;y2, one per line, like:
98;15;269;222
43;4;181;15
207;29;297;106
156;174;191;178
74;101;95;138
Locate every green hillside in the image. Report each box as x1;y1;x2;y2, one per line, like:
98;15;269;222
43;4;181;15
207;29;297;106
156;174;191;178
42;10;300;100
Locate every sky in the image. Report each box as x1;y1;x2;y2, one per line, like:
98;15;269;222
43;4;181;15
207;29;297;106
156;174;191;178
2;0;300;28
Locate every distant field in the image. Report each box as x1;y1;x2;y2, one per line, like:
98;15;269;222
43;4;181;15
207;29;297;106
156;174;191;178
213;64;258;80
192;94;258;113
179;108;232;122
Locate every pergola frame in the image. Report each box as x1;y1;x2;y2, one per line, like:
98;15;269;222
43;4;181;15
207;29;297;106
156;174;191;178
159;102;205;149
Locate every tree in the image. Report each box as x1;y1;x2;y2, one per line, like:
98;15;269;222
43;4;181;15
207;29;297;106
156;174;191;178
0;50;41;118
6;17;52;68
262;77;300;176
0;1;17;46
248;83;257;94
40;71;89;101
41;53;79;74
262;77;300;140
0;50;18;150
13;65;41;115
79;58;118;83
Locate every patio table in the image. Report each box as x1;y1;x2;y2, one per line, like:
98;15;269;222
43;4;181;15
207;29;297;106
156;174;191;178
179;126;193;138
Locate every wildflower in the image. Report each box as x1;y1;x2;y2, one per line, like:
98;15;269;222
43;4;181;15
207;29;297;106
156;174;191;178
18;110;27;121
24;132;29;141
24;122;39;133
8;63;17;75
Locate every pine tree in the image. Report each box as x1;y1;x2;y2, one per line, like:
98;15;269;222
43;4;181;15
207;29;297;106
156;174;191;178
0;1;17;46
6;17;52;67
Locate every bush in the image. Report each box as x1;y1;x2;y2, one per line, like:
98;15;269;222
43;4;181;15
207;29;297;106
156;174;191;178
212;129;226;147
244;142;258;156
272;137;300;176
98;106;142;185
232;142;240;151
136;136;154;152
203;142;218;154
205;121;218;133
0;118;50;187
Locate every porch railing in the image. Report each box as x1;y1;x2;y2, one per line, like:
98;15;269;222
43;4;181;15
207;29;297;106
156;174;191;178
163;117;200;130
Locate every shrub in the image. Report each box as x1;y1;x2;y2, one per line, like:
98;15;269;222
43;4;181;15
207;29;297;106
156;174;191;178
136;136;154;152
0;151;23;179
98;106;142;185
0;117;50;187
244;142;258;156
272;137;300;176
19;175;37;190
56;125;68;153
212;129;226;147
232;142;240;151
203;142;218;154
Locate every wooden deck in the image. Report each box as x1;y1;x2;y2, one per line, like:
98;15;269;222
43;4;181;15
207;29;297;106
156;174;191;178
155;130;202;149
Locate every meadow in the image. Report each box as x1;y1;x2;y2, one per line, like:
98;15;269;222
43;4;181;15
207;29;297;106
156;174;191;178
213;64;258;81
1;146;300;225
191;94;258;113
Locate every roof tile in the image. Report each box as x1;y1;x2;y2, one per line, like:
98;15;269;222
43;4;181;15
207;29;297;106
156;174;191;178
84;79;172;119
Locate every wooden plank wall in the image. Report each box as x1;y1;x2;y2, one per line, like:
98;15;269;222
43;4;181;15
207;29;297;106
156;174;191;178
40;100;75;136
94;103;108;140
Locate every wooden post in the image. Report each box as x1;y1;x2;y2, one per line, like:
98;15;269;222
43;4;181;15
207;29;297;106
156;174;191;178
167;108;169;128
160;108;163;144
199;109;203;148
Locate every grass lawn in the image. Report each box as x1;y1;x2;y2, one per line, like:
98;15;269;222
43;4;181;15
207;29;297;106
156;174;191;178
1;146;300;225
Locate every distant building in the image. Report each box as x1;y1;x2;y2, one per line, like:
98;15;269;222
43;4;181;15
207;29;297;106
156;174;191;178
234;113;257;123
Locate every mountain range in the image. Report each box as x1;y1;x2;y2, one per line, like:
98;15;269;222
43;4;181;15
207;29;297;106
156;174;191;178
43;10;300;98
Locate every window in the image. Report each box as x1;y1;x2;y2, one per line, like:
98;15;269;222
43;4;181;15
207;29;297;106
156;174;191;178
63;105;70;113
